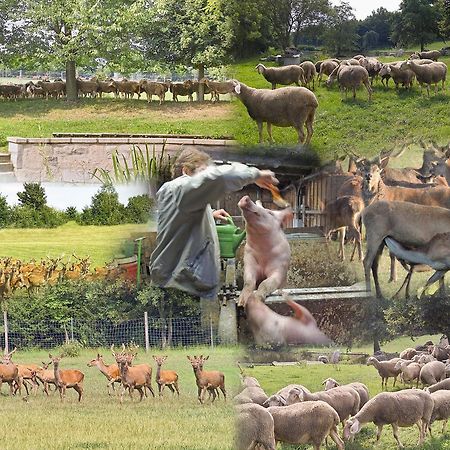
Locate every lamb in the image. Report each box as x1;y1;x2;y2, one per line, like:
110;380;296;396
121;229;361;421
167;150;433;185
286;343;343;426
286;386;360;425
322;378;369;408
402;60;447;96
231;80;318;144
394;360;422;387
425;378;450;393
420;361;446;385
235;403;276;450
343;389;434;447
299;60;317;89
267;401;344;449
366;356;402;389
429;390;450;435
255;63;305;89
387;63;415;89
326;65;372;101
233;386;268;405
317;59;339;83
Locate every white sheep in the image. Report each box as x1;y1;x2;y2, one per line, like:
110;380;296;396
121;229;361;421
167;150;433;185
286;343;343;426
326;65;372;101
367;356;402;389
267;401;344;449
231;80;318;144
343;389;434;448
425;378;450;393
235;403;276;450
402;60;447;96
322;378;369;408
233;386;268;405
255;64;305;89
420;361;447;385
429;390;450;435
394;360;422;387
300;60;317;90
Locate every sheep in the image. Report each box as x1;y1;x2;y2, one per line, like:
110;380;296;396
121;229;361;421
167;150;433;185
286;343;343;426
233;386;268;405
139;80;168;105
231;80;318;145
263;394;287;407
402;60;447;96
76;78;98;98
411;50;442;61
430;344;450;361
420;361;447;385
387;63;415;89
394;360;422;387
326;65;372;101
169;80;195;102
235;403;276;450
299;60;316;89
237;364;260;388
317;59;339;83
366;356;402;389
201;79;233;102
425;378;450;393
400;347;418;360
415;353;436;364
286;386;360;426
255;63;305;89
343;389;434;447
322;378;369;408
96;79;118;98
267;401;344;449
429;390;450;435
36;80;66;99
274;384;311;399
359;57;382;85
379;62;403;87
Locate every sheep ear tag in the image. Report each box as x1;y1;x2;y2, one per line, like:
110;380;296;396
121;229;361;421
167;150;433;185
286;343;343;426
234;84;241;94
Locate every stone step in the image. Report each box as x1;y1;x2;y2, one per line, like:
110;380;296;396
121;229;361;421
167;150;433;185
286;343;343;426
0;153;11;163
0;172;16;182
0;162;14;173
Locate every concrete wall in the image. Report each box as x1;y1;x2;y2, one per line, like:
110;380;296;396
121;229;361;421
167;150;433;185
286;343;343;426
8;136;237;183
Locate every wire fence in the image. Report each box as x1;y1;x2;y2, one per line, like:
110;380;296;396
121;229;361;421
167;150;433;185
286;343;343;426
1;314;218;350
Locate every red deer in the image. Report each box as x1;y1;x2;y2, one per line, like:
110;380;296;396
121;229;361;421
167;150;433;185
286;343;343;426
152;355;180;397
49;354;84;401
87;353;121;395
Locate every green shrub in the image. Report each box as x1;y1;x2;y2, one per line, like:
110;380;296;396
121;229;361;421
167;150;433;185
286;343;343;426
8;205;67;228
59;340;83;357
126;194;153;223
81;184;126;225
17;182;47;210
0;194;10;226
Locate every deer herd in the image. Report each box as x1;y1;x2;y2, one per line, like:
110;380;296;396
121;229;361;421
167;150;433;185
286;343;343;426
322;140;450;298
0;345;226;404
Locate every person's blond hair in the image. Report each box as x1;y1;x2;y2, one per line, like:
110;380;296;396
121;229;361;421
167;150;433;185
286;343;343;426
172;148;212;178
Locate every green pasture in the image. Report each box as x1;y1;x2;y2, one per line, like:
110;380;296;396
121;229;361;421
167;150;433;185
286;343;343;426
243;334;448;450
0;221;148;266
229;54;450;158
0;346;240;450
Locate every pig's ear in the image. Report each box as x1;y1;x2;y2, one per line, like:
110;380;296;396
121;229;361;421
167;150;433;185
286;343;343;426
286;300;317;326
272;208;293;228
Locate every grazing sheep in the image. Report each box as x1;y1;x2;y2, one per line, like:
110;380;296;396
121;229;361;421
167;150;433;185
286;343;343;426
343;389;434;447
300;60;317;89
169;80;195;102
400;348;419;360
411;50;442;61
255;63;305;89
286;386;360;425
394;360;421;387
387;63;415;89
201;79;233;102
231;80;318;144
275;384;311;399
420;361;446;385
326;65;372;101
139;80;168;104
402;60;447;96
367;356;402;389
322;378;369;408
429;390;450;435
318;59;339;83
359;57;382;85
425;378;450;393
267;401;344;450
263;394;287;407
233;386;268;405
235;403;276;450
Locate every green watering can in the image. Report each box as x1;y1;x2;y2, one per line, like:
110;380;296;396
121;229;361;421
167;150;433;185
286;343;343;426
215;217;246;258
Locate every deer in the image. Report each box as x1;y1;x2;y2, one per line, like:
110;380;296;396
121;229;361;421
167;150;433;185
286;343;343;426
362;201;450;298
187;355;226;404
87;352;121;395
114;353;155;403
14;363;41;396
152;355;180;398
49;354;84;401
31;361;57;395
0;348;21;395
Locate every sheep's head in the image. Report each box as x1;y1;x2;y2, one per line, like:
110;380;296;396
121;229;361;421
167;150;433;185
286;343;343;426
400;61;411;70
263;394;286;407
286;387;304;405
322;378;338;390
255;64;265;74
231;80;241;95
366;357;376;366
343;418;361;440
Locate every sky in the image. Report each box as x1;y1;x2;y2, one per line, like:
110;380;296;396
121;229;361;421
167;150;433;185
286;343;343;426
332;0;402;20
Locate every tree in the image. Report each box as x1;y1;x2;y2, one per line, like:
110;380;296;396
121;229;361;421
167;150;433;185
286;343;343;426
126;195;153;223
83;184;126;225
391;0;440;51
322;2;358;56
7;0;141;100
362;30;380;50
437;0;450;39
138;0;234;101
17;183;47;210
0;194;10;227
358;7;395;49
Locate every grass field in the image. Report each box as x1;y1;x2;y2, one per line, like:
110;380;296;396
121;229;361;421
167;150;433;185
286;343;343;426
243;334;449;450
229;54;450;159
0;346;240;450
0;221;148;266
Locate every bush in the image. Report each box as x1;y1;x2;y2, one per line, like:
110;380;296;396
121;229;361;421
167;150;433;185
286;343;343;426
65;206;79;221
17;182;47;209
59;340;83;357
126;195;153;223
0;194;10;227
8;205;67;228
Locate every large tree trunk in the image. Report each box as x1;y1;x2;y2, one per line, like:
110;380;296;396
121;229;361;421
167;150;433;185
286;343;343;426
197;64;205;102
65;60;78;101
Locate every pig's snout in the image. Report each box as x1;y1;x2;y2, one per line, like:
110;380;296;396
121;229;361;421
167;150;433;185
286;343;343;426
238;195;253;209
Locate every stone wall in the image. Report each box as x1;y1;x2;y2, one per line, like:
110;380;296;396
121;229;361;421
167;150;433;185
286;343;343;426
8;136;237;183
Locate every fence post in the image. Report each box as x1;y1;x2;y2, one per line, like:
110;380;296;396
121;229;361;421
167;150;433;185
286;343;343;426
3;309;9;354
70;317;74;341
144;312;149;353
210;314;214;350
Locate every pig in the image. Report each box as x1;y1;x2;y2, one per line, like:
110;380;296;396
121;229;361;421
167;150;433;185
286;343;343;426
237;195;291;307
245;292;332;346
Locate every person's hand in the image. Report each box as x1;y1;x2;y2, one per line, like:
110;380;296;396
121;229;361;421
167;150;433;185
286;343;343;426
213;209;231;222
255;170;279;189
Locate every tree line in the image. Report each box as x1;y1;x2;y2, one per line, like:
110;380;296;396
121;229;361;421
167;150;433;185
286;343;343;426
0;0;449;101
